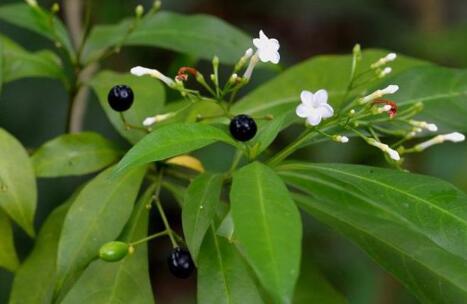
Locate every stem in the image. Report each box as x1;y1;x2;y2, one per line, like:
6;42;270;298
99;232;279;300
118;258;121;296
267;129;315;167
130;230;168;246
119;112;150;132
153;169;178;248
155;200;178;248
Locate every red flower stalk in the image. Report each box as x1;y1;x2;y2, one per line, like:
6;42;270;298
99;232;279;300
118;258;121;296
373;98;398;118
176;67;198;81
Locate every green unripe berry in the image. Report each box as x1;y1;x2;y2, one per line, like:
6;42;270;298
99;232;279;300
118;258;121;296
99;241;129;262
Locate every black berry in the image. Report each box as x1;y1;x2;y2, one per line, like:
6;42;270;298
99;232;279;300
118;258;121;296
167;247;195;279
229;114;257;142
107;85;134;112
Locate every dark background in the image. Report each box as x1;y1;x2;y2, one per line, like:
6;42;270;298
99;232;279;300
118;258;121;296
1;0;466;303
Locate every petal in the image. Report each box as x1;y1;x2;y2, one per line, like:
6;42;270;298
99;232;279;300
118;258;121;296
306;112;322;126
253;38;262;49
269;38;280;50
317;103;334;119
296;104;311;118
300;90;314;106
269;51;280;64
314;89;328;105
257;49;270;63
259;30;268;40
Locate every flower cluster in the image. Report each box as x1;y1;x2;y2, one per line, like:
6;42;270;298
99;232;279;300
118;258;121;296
125;30;465;165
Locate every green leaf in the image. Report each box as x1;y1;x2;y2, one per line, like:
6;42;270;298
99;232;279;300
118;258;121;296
0;209;19;272
0;35;64;84
81;12;251;64
230;162;302;303
90;70;165;144
0;128;36;237
384;65;467;131
0;3;75;59
31;132;122;178
198;227;264;304
114;123;238;176
182;173;224;262
60;184;155;304
280;162;467;303
250;110;298;158
233;49;427;117
9;198;73;304
0;38;4;94
293;254;346;304
55;165;146;297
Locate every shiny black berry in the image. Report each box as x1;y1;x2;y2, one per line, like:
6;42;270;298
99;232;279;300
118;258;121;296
107;85;134;112
167;247;194;278
229;114;257;142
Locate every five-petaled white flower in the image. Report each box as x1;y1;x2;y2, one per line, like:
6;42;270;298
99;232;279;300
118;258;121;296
296;90;334;126
253;30;280;64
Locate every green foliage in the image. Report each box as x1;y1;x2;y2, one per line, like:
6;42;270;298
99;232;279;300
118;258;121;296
31;132;122;177
293;257;346;304
90;70;166;143
182;173;224;261
0;128;36;237
0;209;19;272
114;123;238;176
60;185;155;303
231;162;302;303
281;162;467;303
55;166;146;298
81;12;251;64
0;3;75;60
0;35;64;85
9;200;71;304
198;228;264;304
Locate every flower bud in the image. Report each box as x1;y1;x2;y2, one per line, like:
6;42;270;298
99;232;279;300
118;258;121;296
99;241;129;262
51;3;60;13
135;5;144;17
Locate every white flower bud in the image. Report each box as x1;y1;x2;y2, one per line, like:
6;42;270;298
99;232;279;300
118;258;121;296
142;116;157;127
368;139;400;161
371;52;397;69
409;120;438;132
131;66;174;87
334;135;349;143
382;84;399;94
244;48;254;58
361;84;399;104
443;132;465;142
415;132;465;151
378;67;392;78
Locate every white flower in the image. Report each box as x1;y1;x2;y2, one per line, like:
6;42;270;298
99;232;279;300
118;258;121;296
415;132;465;151
368;139;400;161
243;31;280;80
371;52;397;68
253;30;280;64
131;66;175;87
296;89;334;126
361;84;399;104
